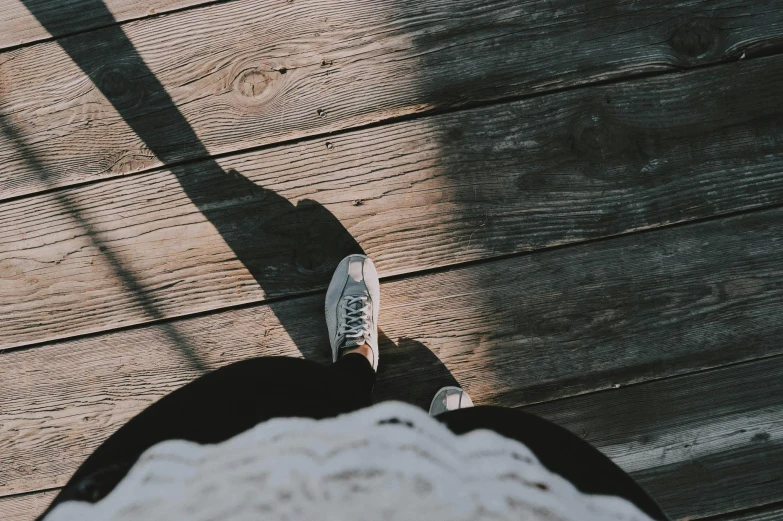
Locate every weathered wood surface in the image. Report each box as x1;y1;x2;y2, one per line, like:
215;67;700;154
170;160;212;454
0;491;56;521
4;359;781;521
3;359;782;521
2;0;782;200
2;1;781;520
0;0;210;50
528;356;783;519
1;206;782;495
720;505;783;521
2;55;783;350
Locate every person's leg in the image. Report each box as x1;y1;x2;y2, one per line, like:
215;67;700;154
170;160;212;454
333;351;376;393
436;406;668;521
41;355;374;518
43;253;381;519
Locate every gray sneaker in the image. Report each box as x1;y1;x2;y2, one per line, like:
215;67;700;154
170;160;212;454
429;386;474;416
325;254;380;371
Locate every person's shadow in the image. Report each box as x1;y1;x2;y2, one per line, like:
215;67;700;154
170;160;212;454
17;0;461;406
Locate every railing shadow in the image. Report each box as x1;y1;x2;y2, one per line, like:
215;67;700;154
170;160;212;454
17;0;461;400
16;0;366;368
0;114;209;371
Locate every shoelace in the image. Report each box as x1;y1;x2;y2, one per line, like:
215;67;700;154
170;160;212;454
338;296;372;345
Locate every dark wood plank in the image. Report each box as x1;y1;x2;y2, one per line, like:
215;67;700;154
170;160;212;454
4;365;783;521
2;54;783;350
2;0;782;200
0;491;56;521
527;356;783;520
4;362;782;521
1;206;781;495
717;504;783;521
0;0;212;50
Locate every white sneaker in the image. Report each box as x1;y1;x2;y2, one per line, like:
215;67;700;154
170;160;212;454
429;386;474;416
325;254;380;371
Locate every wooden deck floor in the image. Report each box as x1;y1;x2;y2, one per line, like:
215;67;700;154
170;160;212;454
2;0;783;519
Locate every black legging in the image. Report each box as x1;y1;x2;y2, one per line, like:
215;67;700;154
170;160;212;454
41;355;667;520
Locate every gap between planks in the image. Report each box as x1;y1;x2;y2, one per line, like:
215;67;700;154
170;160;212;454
1;54;782;350
2;341;782;520
2;0;783;200
0;0;235;52
1;205;782;500
0;489;57;521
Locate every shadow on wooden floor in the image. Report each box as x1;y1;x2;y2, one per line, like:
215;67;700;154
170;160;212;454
15;0;462;398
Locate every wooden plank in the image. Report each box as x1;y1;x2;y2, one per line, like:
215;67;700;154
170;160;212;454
4;367;782;521
0;490;56;521
3;365;782;521
2;0;782;200
527;356;783;520
2;361;781;521
2;54;783;350
1;206;782;496
717;504;783;521
2;369;782;521
0;0;213;51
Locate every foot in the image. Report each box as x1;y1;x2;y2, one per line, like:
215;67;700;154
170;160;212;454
325;254;380;371
429;386;473;416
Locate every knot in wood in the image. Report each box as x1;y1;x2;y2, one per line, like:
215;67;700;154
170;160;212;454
96;61;146;110
235;68;271;98
571;113;633;162
671;19;719;59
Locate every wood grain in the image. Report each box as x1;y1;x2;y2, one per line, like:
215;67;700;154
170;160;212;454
1;206;782;496
0;490;56;521
2;0;782;199
0;0;212;50
528;356;783;520
4;361;782;521
718;504;783;521
2;54;783;350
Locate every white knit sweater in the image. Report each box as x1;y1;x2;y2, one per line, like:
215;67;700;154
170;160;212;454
46;401;653;521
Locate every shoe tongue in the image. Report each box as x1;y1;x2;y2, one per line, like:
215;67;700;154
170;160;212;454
339;297;367;350
342;281;367;297
343;296;364;315
343;260;367;297
348;259;364;281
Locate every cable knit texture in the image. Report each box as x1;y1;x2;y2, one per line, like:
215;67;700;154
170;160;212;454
46;402;652;521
